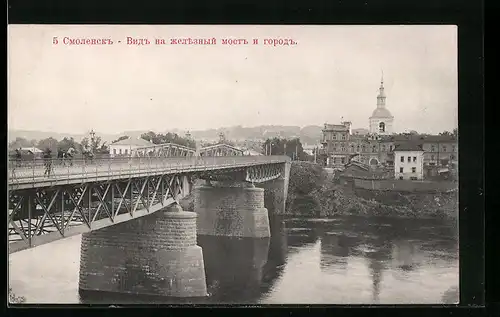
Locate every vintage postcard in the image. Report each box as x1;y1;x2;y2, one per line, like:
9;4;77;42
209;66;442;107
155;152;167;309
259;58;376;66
8;25;458;305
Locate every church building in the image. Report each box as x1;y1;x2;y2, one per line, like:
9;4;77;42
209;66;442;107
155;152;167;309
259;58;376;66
320;75;458;179
369;76;394;135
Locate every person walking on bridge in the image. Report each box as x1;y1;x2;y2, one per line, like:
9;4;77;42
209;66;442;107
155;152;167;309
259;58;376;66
15;148;22;167
43;148;53;177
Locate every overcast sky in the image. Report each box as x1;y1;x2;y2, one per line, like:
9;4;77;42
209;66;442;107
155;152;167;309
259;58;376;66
8;25;457;135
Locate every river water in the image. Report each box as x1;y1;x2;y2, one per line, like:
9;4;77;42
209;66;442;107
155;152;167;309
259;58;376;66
9;215;459;304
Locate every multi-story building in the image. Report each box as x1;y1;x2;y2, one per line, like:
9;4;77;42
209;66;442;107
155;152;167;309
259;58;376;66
393;143;424;180
320;77;458;179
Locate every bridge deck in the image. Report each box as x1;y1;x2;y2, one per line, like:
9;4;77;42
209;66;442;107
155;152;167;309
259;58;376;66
8;156;289;190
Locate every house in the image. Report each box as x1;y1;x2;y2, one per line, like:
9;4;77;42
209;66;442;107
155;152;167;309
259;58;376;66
20;147;43;154
243;149;264;156
393;142;424;180
108;137;153;157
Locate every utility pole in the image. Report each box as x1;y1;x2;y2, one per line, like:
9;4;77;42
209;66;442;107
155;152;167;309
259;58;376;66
314;147;317;164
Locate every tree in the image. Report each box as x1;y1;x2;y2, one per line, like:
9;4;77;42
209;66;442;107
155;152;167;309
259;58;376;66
112;135;130;144
80;136;108;154
140;131;196;148
263;137;306;160
57;137;79;152
37;137;59;153
8;137;35;150
9;288;26;304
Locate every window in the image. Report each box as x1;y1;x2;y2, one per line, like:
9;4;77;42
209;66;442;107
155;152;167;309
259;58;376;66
400;167;404;173
356;145;360;152
341;158;345;164
413;156;417;162
341;134;346;140
451;154;455;160
407;156;411;163
399;176;404;180
341;147;346;152
372;145;376;152
412;167;416;173
125;149;128;155
381;145;386;152
431;145;435;152
452;146;456;152
389;145;393;151
362;146;366;152
113;149;117;155
400;156;404;163
119;149;122;154
379;122;385;133
431;155;435;160
333;135;337;140
443;146;447;152
350;145;354;152
410;176;418;180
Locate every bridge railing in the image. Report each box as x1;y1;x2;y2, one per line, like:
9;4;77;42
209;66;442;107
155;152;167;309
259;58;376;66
8;155;289;185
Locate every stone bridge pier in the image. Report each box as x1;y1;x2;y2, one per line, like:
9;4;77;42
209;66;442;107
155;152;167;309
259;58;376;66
78;204;207;297
195;162;291;238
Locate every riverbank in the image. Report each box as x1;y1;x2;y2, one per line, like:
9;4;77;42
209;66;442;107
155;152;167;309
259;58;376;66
178;162;457;220
285;162;458;220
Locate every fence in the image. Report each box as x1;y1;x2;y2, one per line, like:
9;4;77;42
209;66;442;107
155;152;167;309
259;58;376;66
8;155;289;186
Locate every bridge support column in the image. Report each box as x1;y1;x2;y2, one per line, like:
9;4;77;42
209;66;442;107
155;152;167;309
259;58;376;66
79;204;207;298
194;182;270;238
259;162;291;215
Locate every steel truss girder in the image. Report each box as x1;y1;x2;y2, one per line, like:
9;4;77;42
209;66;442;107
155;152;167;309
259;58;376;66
132;143;196;158
198;144;244;157
8;173;190;253
245;164;283;183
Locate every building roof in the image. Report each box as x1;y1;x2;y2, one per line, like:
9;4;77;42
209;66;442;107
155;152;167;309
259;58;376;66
378;134;457;143
370;107;393;119
394;142;424;151
323;124;349;131
110;137;153;147
20;147;43;153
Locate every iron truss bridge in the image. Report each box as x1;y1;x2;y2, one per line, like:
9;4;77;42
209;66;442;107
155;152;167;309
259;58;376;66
8;156;289;253
129;143;246;158
198;144;244;157
131;143;196;157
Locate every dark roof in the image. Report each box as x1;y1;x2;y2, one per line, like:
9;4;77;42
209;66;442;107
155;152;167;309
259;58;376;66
344;160;369;171
394;142;424;151
378;134;456;143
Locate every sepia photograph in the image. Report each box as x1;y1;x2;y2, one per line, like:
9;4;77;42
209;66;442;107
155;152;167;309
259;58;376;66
8;25;458;305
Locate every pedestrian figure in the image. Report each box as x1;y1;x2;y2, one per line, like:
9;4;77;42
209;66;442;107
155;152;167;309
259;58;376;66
66;147;75;166
43;148;53;177
57;149;66;166
15;148;22;167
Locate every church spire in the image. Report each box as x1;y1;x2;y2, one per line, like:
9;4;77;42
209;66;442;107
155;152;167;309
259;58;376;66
377;71;386;108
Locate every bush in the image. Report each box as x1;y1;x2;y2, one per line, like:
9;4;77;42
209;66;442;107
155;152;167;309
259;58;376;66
9;288;26;304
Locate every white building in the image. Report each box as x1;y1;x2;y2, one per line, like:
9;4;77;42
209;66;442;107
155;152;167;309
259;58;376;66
394;143;424;180
109;137;153;157
369;76;394;135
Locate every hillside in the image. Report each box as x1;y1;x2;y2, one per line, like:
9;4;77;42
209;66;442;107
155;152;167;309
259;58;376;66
8;125;324;145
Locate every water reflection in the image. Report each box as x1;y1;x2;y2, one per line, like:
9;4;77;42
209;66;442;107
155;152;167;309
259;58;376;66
197;236;270;303
10;214;458;304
